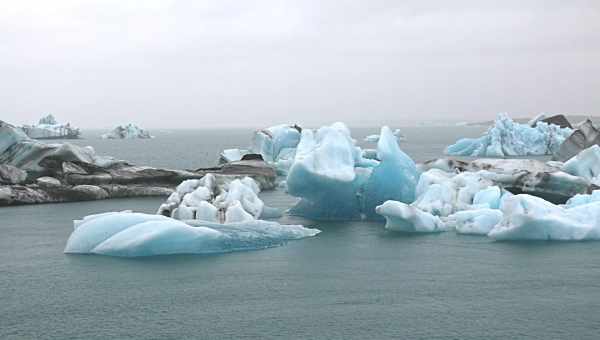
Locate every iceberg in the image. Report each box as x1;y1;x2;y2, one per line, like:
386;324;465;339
375;200;448;232
446;209;504;235
445;113;572;157
64;211;320;257
362;126;419;219
21;114;80;139
286;123;417;220
489;194;600;241
565;190;600;208
411;168;507;217
101;124;153;139
157;174;278;223
561;145;600;185
218;124;302;174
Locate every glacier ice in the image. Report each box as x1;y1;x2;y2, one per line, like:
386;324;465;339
446;209;504;235
565;190;600;208
412;168;507;217
157;174;277;223
445;113;572;157
375;200;448;232
561;145;600;185
218;124;302;174
64;211;320;257
286;123;418;220
362;126;419;219
101;124;153;139
489;194;600;241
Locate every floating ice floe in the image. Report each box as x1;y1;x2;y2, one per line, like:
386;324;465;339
286;123;418;220
101;124;153;139
21;114;80;139
64;211;319;257
363;129;406;143
157;174;280;223
489;194;600;241
445;113;572;157
375;200;448;232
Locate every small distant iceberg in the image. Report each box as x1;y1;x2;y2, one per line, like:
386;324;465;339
445;113;572;157
21;114;80;139
101;124;153;139
364;128;406;143
64;211;319;257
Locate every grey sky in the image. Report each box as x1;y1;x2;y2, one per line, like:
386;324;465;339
1;0;599;128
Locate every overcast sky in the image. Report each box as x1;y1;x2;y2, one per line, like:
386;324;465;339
1;0;599;128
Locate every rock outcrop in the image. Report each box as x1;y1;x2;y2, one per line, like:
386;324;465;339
0;120;276;206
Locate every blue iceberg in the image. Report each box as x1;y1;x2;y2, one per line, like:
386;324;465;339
446;114;572;157
64;211;320;257
286;123;418;220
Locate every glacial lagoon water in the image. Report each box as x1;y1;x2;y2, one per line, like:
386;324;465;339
2;126;600;339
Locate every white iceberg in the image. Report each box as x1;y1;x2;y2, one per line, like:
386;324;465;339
489;194;600;241
21;114;80;139
101;124;153;139
286;123;416;220
445;113;572;157
157;174;278;223
64;211;320;257
375;200;448;232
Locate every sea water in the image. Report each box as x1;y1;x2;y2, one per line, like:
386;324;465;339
2;126;599;339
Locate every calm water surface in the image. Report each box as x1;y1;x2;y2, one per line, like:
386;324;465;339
2;126;600;339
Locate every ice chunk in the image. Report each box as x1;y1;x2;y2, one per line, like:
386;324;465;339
447;209;503;235
362;126;419;219
489;194;600;241
472;186;502;209
412;169;498;216
287;123;366;220
446;113;572;157
562;145;600;184
565;190;600;208
101;124;153;139
252;124;302;162
64;212;169;253
375;200;448;232
158;174;272;223
287;124;418;220
64;211;320;257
